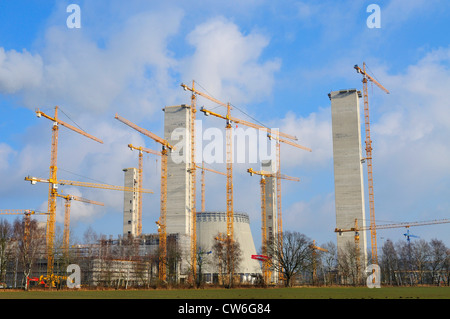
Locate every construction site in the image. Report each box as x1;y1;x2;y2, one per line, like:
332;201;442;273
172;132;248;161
0;69;449;290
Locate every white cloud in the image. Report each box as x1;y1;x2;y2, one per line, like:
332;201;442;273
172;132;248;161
362;47;450;229
0;48;43;94
277;107;332;169
181;16;281;106
0;9;284;236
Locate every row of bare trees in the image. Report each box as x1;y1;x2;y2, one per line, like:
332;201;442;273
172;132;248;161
257;231;450;287
1;215;449;288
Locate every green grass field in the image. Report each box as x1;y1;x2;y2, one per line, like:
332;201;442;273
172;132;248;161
0;286;449;299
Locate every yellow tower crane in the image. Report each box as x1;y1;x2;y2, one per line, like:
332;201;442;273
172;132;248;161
26;176;153;193
35;107;103;275
335;218;450;269
0;210;49;244
354;63;390;266
182;82;310;283
128;144;162;236
247;168;300;284
181;82;230;279
24;176;152;256
114;114;174;282
200;108;311;241
196;162;226;212
56;192;104;255
310;240;328;284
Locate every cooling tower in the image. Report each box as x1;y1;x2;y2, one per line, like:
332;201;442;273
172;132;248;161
196;212;262;282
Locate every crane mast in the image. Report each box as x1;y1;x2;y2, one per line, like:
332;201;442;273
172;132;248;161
56;193;104;255
354;63;389;266
196;162;226;212
189;81;198;283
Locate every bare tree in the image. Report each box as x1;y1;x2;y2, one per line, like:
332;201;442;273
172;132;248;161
321;241;338;285
336;241;362;285
428;239;447;285
13;217;46;290
380;239;400;286
411;239;430;284
0;220;12;284
266;231;312;287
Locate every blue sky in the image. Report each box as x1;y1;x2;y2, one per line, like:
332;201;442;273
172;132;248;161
1;0;449;253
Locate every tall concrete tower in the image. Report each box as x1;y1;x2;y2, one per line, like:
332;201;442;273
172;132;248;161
329;89;368;266
261;159;279;283
122;167;139;238
261;159;277;241
163;104;192;276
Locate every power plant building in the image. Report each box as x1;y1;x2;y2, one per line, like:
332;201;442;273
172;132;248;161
329;89;368;266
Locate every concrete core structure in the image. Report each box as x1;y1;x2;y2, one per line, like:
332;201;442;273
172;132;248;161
122;167;138;237
261;159;279;283
261;159;278;241
329;89;368;266
163;104;192;276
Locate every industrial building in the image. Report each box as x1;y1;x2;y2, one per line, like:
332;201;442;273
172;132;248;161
329;89;368;266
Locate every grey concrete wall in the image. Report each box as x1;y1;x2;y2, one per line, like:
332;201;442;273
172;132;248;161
163;105;192;276
329;89;368;265
123;167;138;237
163;105;192;237
261;159;277;242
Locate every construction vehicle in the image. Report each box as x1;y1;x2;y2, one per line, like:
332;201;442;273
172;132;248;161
354;63;390;265
27;274;67;289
